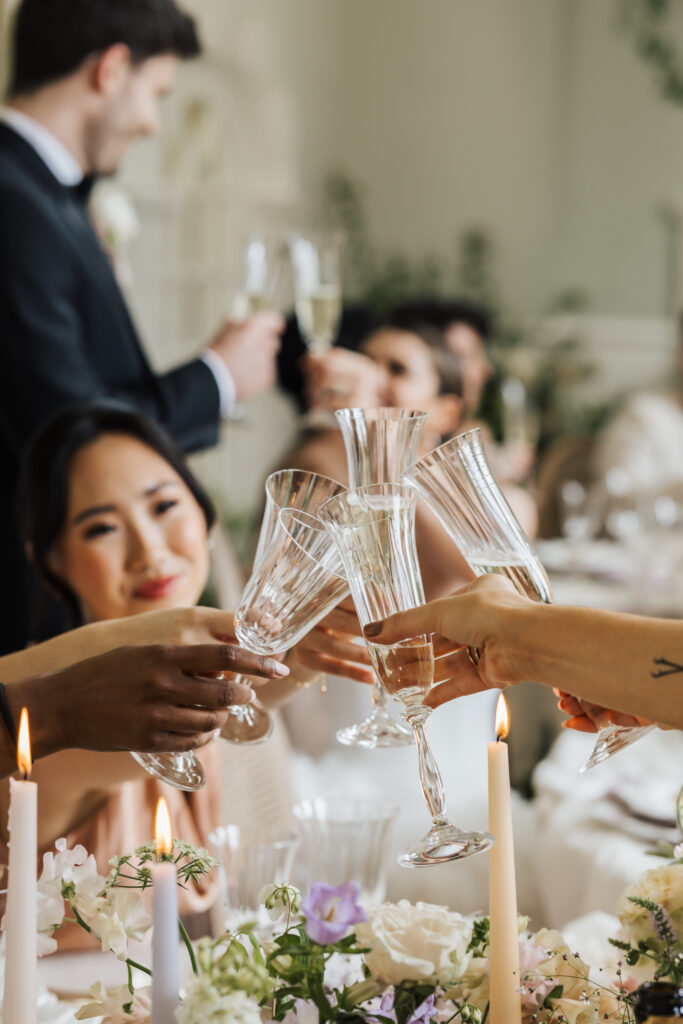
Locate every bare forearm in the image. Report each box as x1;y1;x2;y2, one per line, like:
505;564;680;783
0;619;122;682
513;604;683;729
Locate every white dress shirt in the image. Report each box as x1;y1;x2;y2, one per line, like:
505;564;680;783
0;105;236;415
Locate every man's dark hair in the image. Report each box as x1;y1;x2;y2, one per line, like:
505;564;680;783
17;402;215;627
10;0;200;96
389;299;493;343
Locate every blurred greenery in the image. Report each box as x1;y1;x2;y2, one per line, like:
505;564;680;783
324;172;615;454
618;0;683;104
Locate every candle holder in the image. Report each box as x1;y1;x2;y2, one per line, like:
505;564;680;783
333;408;427;749
319;484;494;866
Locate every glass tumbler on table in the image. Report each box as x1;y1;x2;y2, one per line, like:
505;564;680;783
319;483;494;866
333;407;428;749
403;427;654;770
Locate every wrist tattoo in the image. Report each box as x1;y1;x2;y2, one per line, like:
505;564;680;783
651;657;683;678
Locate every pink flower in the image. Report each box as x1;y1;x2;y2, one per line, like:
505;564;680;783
517;936;558;1011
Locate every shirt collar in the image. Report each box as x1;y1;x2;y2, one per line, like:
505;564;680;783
0;107;83;186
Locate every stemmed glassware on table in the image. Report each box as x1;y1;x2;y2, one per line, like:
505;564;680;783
319;483;494;866
289;232;344;354
403;427;654;771
131;741;206;792
333;407;428;748
220;468;348;744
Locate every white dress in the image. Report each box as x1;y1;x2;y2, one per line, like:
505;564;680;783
591;390;683;493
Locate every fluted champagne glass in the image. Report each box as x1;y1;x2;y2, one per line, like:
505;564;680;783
319;483;494;866
221;507;350;743
333;407;427;748
289;232;344;354
403;428;653;770
222;469;347;744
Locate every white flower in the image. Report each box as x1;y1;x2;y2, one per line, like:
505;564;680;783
674;841;683;860
617;863;683;946
36;838;106;954
75;981;151;1022
355;900;474;986
176;976;261;1024
80;889;152;960
89;185;140;250
258;881;301;921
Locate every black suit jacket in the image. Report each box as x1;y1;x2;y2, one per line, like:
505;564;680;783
0;123;221;653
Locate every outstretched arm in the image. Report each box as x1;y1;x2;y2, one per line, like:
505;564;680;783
362;576;683;730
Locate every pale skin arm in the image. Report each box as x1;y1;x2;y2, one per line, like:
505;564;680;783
362;575;683;730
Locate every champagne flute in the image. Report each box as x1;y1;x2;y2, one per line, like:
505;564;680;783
319;483;494;866
233;234;288;317
289;232;344;354
333;407;427;749
403;428;653;770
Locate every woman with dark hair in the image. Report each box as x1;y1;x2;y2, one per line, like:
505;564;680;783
7;402;371;947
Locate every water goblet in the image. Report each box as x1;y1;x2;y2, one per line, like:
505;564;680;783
403;428;652;770
333;407;428;749
220;507;350;745
209;824;299;930
319;483;494;866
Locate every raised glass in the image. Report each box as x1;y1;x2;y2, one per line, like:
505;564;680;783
289;232;344;354
319;483;494;866
221;469;347;744
131;749;205;792
404;428;650;771
333;408;428;749
221;507;350;744
232;233;288;317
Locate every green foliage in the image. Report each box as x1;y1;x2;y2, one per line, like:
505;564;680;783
619;0;683;104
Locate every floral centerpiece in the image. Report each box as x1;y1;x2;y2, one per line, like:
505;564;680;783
29;828;683;1024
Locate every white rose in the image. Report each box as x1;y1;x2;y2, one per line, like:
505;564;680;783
618;863;683;946
355;899;473;986
529;929;591;1002
176;977;261;1024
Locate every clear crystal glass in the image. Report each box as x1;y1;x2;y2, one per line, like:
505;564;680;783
209;824;299;929
404;428;651;770
130;750;205;791
333;408;428;749
289;232;344;354
221;507;350;744
293;797;398;904
319;483;494;866
221;469;347;744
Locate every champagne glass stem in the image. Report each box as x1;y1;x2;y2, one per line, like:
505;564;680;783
372;679;387;709
405;710;448;826
219;672;274;745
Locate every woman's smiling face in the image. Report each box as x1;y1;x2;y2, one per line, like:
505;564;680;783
51;432;210;622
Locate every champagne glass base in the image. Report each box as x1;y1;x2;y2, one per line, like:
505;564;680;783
220;699;274;745
336;712;413;749
398;824;494;867
131;752;205;792
579;723;655;772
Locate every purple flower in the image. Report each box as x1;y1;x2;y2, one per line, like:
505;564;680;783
302;881;368;945
408;994;436;1024
368;990;398;1023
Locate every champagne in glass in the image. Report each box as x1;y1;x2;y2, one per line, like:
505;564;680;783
319;484;494;867
290;233;344;353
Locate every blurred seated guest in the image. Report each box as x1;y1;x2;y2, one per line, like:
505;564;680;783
282;315;474;599
392;299;536;491
8;403;372;947
590;317;683;500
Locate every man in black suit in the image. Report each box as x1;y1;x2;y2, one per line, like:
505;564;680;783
0;0;283;653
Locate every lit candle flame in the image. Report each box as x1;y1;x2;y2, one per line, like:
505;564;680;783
17;708;31;779
494;693;510;741
154;797;173;858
